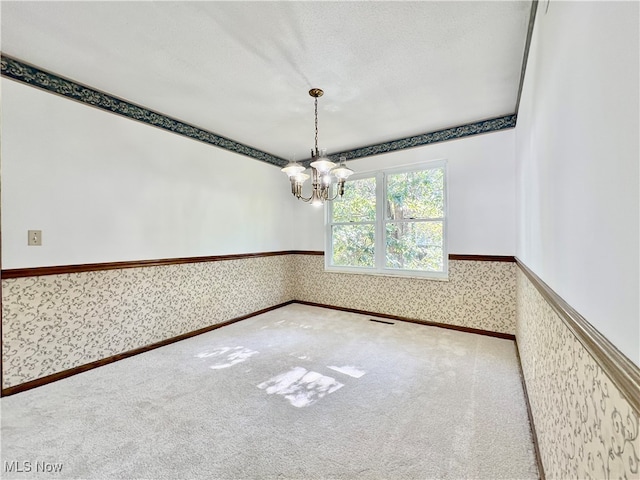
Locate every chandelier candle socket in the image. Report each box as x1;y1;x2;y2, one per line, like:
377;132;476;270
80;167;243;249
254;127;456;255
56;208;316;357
281;88;354;206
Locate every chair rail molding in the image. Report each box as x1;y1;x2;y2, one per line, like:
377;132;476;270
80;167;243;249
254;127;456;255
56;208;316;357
516;258;640;414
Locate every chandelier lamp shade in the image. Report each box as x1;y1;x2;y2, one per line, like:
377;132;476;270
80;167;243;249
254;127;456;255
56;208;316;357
281;88;354;206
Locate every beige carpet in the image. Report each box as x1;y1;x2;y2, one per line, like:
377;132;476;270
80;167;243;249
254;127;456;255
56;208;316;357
1;304;538;479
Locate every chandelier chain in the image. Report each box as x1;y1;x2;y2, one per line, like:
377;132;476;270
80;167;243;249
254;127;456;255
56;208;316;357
314;97;319;155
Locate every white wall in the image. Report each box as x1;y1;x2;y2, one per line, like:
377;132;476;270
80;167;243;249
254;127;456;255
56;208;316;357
292;129;517;256
1;79;295;269
516;2;639;364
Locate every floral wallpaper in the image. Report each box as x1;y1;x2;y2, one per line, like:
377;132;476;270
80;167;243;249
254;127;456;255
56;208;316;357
2;254;516;390
516;268;639;479
5;253;638;479
1;255;295;389
0;55;287;167
292;255;517;335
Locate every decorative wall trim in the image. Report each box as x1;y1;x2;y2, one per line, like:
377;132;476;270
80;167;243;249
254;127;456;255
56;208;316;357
516;258;640;414
515;0;539;115
1;251;513;278
315;115;517;164
295;252;515;262
1;300;295;397
293;300;516;340
2;54;517;169
448;254;515;262
0;250;316;278
0;54;288;168
514;339;547;480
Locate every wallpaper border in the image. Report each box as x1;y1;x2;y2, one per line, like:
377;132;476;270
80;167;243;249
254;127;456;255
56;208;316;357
1;54;517;168
0;54;288;168
516;258;640;414
1;252;515;278
1;300;296;397
320;115;517;164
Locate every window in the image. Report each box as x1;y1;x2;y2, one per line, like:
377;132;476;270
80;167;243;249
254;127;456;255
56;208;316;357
326;160;447;279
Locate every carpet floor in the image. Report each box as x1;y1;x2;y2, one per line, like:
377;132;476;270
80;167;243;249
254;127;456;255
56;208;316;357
1;304;538;479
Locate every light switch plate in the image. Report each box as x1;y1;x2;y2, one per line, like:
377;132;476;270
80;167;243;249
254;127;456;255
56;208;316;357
28;230;42;246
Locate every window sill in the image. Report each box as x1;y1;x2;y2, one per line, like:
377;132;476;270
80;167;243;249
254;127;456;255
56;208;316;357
323;267;449;282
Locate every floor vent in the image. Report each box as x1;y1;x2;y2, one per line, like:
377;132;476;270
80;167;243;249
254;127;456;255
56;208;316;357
369;319;395;325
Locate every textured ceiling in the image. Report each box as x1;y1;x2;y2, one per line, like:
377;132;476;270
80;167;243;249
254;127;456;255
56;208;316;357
1;1;532;163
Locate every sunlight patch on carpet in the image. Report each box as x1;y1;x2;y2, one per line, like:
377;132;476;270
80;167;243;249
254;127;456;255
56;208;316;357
327;365;366;378
195;346;259;369
257;367;344;407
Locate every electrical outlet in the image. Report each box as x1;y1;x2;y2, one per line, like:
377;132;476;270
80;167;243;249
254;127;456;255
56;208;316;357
28;230;42;246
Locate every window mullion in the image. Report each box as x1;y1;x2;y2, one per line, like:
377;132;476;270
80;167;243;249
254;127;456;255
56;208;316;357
330;221;377;226
385;218;445;223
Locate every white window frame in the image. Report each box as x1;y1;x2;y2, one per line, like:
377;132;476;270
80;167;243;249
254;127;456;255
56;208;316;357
325;159;448;280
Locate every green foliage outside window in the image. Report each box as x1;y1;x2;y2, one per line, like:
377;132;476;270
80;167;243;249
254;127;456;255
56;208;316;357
329;164;446;275
331;177;376;267
332;177;376;222
332;224;375;267
386;169;444;219
385;169;444;271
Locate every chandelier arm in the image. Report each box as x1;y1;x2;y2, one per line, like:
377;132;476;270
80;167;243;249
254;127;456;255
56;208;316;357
326;188;342;202
327;192;339;201
293;186;313;202
326;180;347;201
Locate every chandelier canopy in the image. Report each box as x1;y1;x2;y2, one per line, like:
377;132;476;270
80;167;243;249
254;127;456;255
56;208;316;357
281;88;354;206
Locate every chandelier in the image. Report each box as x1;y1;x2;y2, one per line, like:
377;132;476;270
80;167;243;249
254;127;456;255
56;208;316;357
281;88;354;206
